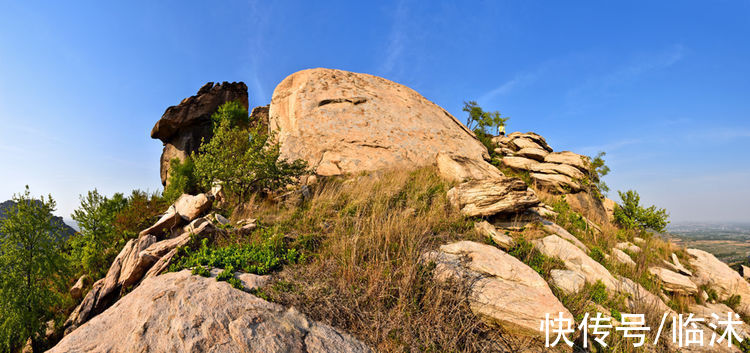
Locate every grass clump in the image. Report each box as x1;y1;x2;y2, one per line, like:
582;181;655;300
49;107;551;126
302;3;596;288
508;237;566;277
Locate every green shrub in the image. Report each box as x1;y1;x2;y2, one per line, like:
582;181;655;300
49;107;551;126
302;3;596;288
169;231;299;276
193;102;308;204
509;238;565;276
613;190;669;232
462;101;509;153
589;246;605;264
590;281;608;304
211;100;250;128
163;157;197;203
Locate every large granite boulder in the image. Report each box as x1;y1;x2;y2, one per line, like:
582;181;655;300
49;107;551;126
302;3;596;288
151;82;249;185
648;267;698;295
688;248;750;315
447;177;539;217
268;68;489;176
424;241;572;337
51;271;371;353
534;235;618;289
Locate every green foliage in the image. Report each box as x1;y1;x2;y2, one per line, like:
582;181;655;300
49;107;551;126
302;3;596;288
613;190;669;232
590;280;608;304
724;294;742;310
588;151;610;197
589;246;605;264
69;189;128;279
462;101;509;153
111;190;169;235
169;231;299;276
0;187;68;350
610;308;622;322
163;157;198;203
211;100;250;128
193;102;308;204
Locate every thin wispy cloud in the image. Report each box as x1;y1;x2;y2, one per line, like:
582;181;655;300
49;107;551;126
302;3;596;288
574;138;642;156
380;0;409;76
477;70;541;104
244;0;271;104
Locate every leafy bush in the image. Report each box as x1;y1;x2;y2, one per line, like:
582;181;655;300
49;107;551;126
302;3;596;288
462;101;509;153
587;151;610;197
509;238;565;276
169;232;299;276
590;280;608;304
0;187;68;351
163;157;197;203
193;102;308;204
613;190;669;232
589;246;605;264
112;190;169;235
211;100;250;128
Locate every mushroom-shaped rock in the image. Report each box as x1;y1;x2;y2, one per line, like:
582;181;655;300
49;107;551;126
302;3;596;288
268;68;488;176
424;241;572;337
51;271;371;353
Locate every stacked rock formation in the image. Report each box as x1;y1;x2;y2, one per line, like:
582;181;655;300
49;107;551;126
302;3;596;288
151;81;249;186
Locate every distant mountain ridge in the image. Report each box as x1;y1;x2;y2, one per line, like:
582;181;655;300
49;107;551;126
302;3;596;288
0;200;76;239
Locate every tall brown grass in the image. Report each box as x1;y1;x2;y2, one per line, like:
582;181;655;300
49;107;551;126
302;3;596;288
244;167;526;352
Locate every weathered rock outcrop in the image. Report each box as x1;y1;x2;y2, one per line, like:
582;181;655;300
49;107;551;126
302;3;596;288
268;68;489;176
424;241;572;337
436;152;503;183
51;271;371;353
64;193;216;334
688;248;750;315
447;177;539;217
534;235;618;289
649;267;698;295
151;82;249;185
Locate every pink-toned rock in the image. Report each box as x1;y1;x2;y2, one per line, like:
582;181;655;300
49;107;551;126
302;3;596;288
436;152;503;182
51;271;371;353
447;177;539;217
174;193;212;221
69;274;91;301
530;173;582;193
529;162;585;180
118;235;157;289
139;207;184;238
501;156;539;170
268;68;489;176
544;151;590;172
514;147;548;161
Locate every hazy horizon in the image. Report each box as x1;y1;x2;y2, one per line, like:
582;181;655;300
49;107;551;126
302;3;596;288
1;1;748;224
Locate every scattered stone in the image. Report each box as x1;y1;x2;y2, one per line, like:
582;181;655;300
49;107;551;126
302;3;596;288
69;274;91;301
268;68;488;176
688;248;750;315
436;152;504;183
615;242;641;254
51;271;371;353
664;253;693;276
612;248;636;268
447;177;539;217
649;267;698;295
139;206;184;238
550;269;585;294
214;213;230;225
541;220;588;252
424;241;572;337
174;193;212;222
534;235;618;289
474;220;514;250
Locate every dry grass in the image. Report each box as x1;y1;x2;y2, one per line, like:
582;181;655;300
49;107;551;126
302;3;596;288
243;167;522;352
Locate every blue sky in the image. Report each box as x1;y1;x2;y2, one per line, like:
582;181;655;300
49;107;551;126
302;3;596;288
0;1;748;224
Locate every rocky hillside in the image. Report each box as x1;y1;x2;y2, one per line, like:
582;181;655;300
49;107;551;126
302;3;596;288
50;68;750;353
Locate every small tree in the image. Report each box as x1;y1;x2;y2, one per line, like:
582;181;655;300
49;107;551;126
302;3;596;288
193;102;308;204
0;187;68;350
69;190;128;279
462;101;509;152
462;101;509;135
613;190;669;232
588;151;611;196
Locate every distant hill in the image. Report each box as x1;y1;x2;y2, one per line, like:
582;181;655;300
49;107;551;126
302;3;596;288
0;200;77;240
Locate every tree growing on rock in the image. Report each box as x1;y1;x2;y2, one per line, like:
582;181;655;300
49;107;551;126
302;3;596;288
462;101;509;153
613;190;669;232
193;101;308;205
0;187;68;351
